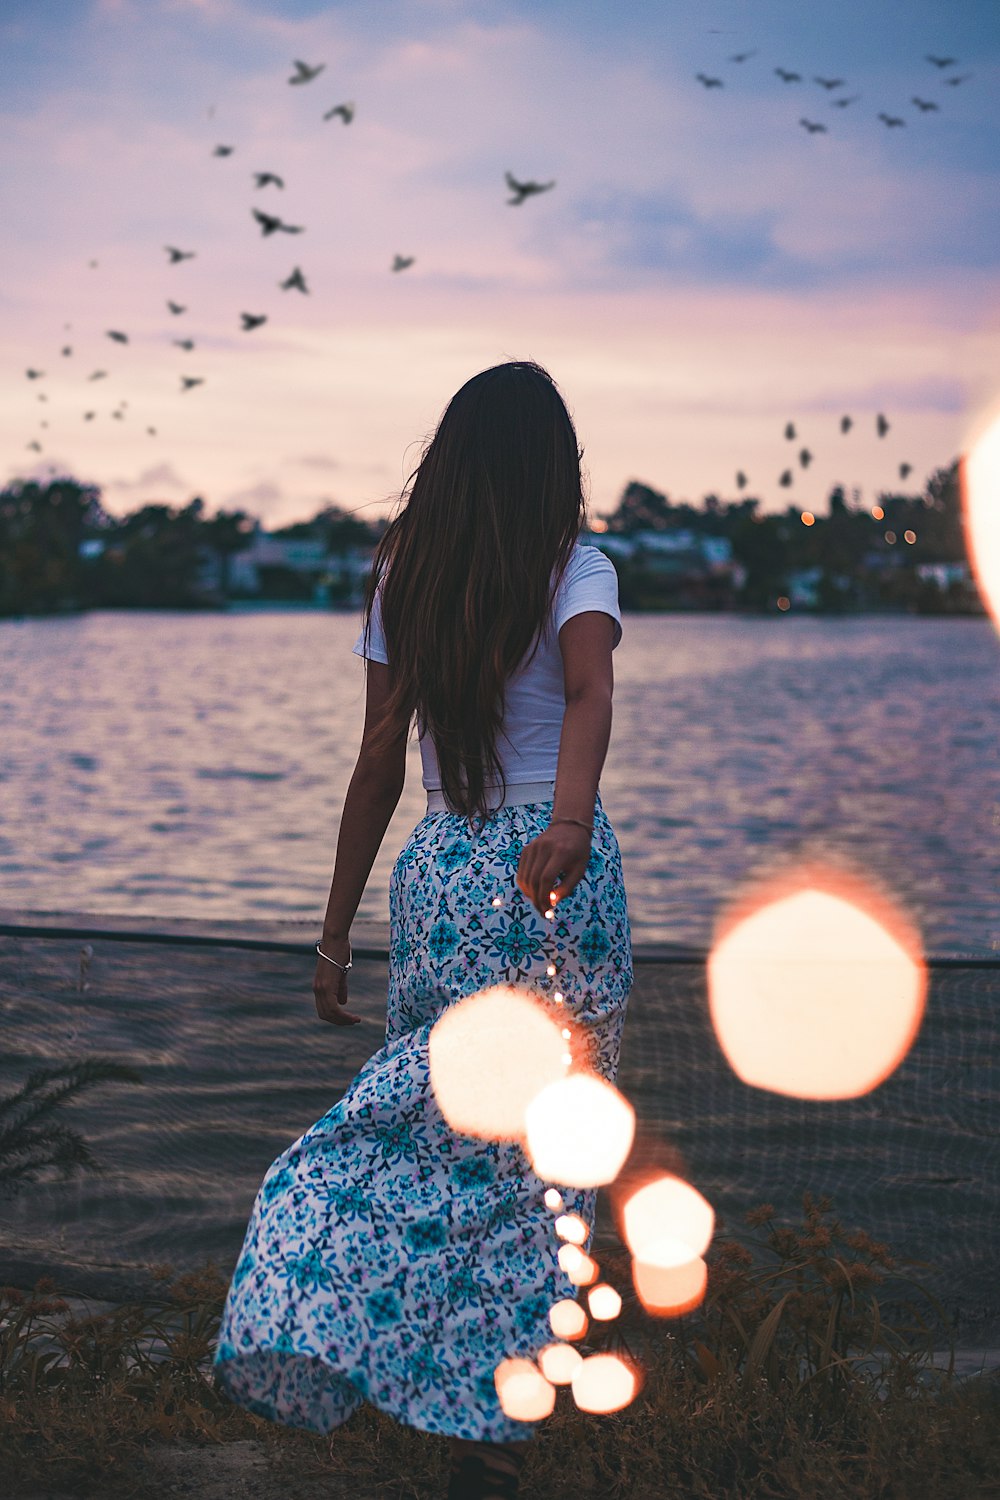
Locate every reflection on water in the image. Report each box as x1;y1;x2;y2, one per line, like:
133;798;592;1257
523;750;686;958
0;609;997;952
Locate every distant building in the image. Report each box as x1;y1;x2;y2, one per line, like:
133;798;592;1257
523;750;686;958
786;566;822;609
225;533;373;605
916;561;971;590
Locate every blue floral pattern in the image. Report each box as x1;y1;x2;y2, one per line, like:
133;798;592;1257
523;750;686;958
213;794;632;1442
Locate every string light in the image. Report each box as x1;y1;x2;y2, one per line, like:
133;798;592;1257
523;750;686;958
549;1299;587;1340
587;1284;622;1321
555;1213;589;1245
485;868;638;1417
538;1342;583;1384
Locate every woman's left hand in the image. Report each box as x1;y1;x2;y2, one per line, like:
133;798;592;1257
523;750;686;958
313;936;361;1026
516;823;591;916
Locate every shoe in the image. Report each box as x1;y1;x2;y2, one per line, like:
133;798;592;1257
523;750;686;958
447;1440;527;1499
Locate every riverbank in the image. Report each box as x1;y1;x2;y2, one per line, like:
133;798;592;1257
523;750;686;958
1;912;997;1337
2;914;999;1498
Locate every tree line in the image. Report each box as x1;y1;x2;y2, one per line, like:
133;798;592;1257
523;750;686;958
0;460;980;617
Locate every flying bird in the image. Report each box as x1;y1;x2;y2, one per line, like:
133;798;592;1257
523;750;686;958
288;59;325;84
832;94;860;107
799;448;813;468
167;300;186;314
61;346;72;355
173;339;195;350
254;171;285;188
505;171;555;205
112;410;124;420
83;411;95;421
877;413;890;437
911;97;940;111
778;470;793;487
25;368;45;379
840;415;853;433
729;50;757;63
87;370;107;381
27;441;42;452
814;77;845;90
165;245;196;263
775;68;802;83
240;313;267;331
945;74;972;85
106;330;128;343
784;422;796;440
695;73;723;88
323;101;355;122
925;56;957;68
878;113;906;127
147;426;157;435
280;265;309;293
89;259;98;267
391;254;415;272
213;144;235;156
37;393;48;402
899;462;912;479
735;470;748;489
180;376;204;391
799;118;827;133
252;207;304;236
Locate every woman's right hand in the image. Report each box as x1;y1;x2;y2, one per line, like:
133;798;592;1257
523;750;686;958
516;822;592;916
313;937;361;1026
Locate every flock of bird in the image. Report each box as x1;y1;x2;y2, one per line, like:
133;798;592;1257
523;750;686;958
20;57;556;456
733;411;913;498
20;48;958;493
695;51;973;135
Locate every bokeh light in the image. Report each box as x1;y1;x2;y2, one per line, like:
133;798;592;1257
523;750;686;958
428;984;566;1138
587;1283;623;1320
570;1352;640;1414
622;1173;715;1264
632;1255;708;1317
538;1341;584;1384
707;865;926;1099
961;409;1000;630
549;1298;588;1340
494;1357;556;1421
558;1244;599;1285
524;1072;635;1186
555;1213;589;1244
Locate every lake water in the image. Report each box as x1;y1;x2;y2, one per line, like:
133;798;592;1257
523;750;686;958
0;609;997;954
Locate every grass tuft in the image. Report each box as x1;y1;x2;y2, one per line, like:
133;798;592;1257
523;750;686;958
1;1197;997;1498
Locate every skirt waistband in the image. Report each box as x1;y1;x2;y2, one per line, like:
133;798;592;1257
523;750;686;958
425;779;556;815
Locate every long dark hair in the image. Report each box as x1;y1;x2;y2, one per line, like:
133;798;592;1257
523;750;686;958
361;360;585;819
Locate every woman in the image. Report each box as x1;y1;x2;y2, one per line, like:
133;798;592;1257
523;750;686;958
213;360;633;1500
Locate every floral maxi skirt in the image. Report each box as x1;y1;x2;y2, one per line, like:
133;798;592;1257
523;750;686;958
212;794;633;1442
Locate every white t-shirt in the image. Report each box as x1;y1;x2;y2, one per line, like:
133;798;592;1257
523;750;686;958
352;540;623;791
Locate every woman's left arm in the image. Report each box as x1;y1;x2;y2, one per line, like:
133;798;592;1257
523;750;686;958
315;662;408;1019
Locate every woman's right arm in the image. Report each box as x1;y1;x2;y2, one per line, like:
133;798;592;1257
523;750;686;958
516;610;616;915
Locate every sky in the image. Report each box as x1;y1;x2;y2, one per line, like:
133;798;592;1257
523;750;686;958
2;0;998;526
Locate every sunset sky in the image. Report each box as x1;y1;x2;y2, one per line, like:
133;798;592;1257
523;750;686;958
2;0;997;526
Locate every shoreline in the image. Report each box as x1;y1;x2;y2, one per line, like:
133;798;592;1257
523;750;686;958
0;602;988;621
0;908;994;968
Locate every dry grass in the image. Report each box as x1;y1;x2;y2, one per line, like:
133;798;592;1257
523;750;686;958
1;1197;997;1500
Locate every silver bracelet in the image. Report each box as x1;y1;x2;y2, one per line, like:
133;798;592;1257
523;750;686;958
549;817;593;834
316;941;352;972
